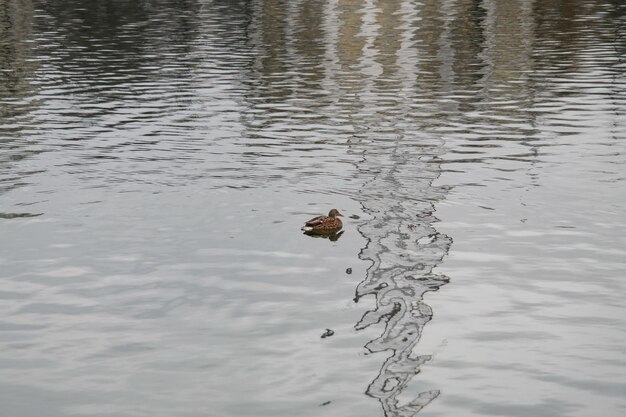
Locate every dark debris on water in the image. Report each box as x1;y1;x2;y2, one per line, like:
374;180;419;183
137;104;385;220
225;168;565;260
321;329;334;338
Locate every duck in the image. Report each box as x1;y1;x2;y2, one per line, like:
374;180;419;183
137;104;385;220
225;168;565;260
301;208;343;233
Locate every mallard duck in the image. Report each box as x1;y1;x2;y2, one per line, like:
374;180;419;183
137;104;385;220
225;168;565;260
301;208;343;233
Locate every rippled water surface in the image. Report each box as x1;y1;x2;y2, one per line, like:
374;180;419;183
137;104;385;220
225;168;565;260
1;0;626;416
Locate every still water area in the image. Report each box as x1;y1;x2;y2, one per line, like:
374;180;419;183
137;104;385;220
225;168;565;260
1;0;626;416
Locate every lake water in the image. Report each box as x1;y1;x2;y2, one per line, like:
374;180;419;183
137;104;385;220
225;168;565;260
1;0;625;416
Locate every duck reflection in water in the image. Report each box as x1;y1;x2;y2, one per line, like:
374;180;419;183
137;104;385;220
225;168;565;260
303;229;344;241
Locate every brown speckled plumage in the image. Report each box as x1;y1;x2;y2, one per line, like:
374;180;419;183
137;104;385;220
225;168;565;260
301;208;343;232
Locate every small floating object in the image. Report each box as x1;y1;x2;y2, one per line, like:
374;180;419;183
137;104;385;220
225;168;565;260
301;208;343;233
321;329;335;338
345;268;352;274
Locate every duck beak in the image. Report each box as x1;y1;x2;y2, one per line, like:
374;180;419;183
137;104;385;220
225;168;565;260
337;212;344;217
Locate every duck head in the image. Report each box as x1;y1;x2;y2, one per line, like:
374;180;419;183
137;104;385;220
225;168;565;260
328;208;343;217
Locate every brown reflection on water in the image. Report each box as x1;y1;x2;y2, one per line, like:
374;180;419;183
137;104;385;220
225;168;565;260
0;0;34;100
336;0;366;72
0;0;40;195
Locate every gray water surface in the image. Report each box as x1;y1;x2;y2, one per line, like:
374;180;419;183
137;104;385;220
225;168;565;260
1;1;625;416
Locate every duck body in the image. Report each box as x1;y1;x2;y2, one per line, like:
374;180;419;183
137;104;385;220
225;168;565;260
301;208;343;233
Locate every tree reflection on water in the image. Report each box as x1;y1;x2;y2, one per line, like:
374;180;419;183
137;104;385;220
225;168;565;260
350;131;452;415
